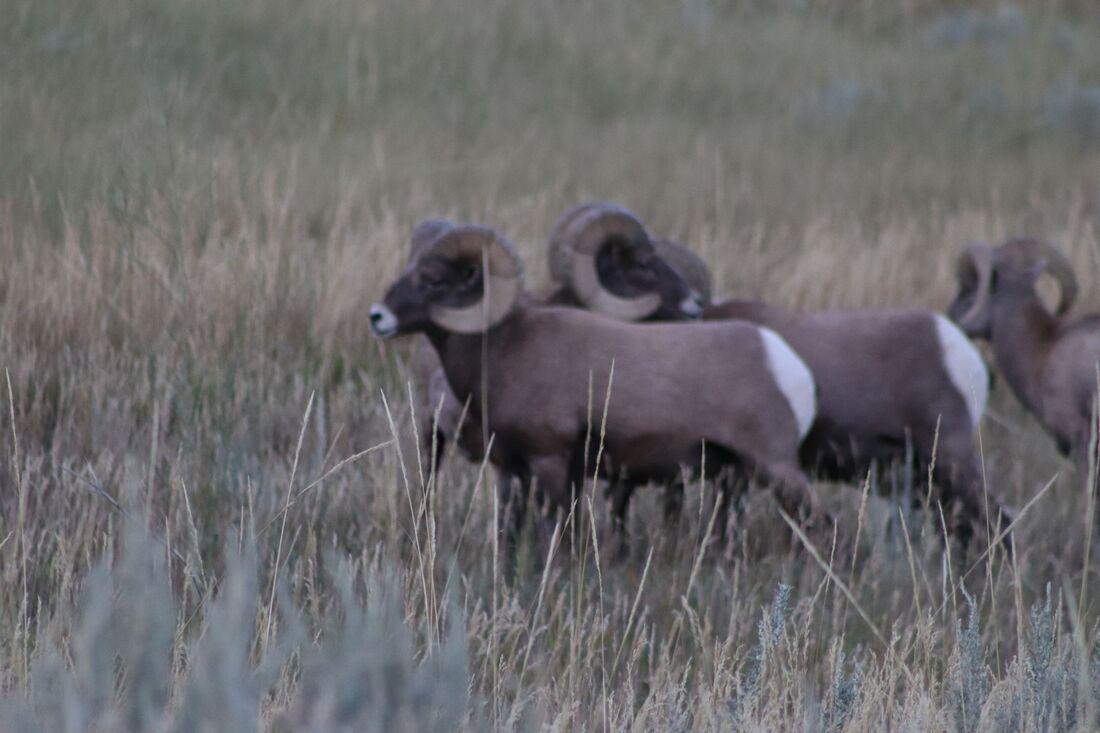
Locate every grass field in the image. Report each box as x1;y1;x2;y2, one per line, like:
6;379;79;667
2;0;1100;729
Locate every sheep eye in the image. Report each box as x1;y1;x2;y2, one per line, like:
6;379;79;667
460;265;479;284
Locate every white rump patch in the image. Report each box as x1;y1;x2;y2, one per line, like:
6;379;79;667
758;327;817;439
934;314;988;429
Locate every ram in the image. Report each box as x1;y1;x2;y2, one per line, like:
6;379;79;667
370;222;824;561
585;221;1014;549
949;237;1100;472
413;204;702;479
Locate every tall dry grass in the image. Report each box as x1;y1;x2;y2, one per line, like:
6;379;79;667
1;0;1100;729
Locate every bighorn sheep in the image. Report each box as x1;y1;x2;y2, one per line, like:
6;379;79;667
414;203;703;477
949;237;1100;471
544;201;707;319
370;222;825;561
595;227;1014;548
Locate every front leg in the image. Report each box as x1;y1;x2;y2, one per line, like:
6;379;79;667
496;467;527;582
920;426;1014;556
712;467;749;551
606;475;636;561
1068;408;1100;530
662;479;685;530
529;453;582;557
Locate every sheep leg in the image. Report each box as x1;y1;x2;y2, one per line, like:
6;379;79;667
496;467;528;581
1092;404;1100;506
1068;408;1100;530
1069;400;1099;473
756;462;822;526
662;480;685;530
712;468;749;549
530;454;581;557
420;417;448;479
752;460;835;557
607;476;636;561
698;475;734;549
923;429;1014;555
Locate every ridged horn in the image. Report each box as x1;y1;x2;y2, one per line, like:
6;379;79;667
422;225;522;334
409;218;455;260
547;202;601;285
997;237;1078;316
546;201;660;321
956;241;994;330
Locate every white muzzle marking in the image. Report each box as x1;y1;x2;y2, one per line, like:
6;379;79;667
369;304;399;339
680;292;705;318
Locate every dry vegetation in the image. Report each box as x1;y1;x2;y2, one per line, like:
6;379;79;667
2;0;1100;729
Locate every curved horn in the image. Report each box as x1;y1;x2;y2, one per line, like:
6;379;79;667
425;225;522;334
410;218;455;260
998;237;1078;316
652;238;713;303
547;201;660;321
547;202;602;285
956;241;994;330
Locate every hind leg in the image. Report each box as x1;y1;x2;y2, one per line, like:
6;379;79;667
719;427;829;544
757;461;824;525
918;423;1014;555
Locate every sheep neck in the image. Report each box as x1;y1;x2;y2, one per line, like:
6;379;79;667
423;311;522;411
703;299;794;330
990;293;1059;415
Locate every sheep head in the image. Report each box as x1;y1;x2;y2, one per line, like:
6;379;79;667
370;223;522;338
547;201;702;320
949;237;1078;338
652;237;713;304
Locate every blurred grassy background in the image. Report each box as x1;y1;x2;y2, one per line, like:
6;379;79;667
1;0;1100;728
5;0;1100;260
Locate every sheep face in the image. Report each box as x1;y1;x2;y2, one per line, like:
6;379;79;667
952;263;1050;338
547;201;701;321
652;238;713;305
371;224;522;338
593;235;703;320
949;238;1076;339
370;255;481;338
